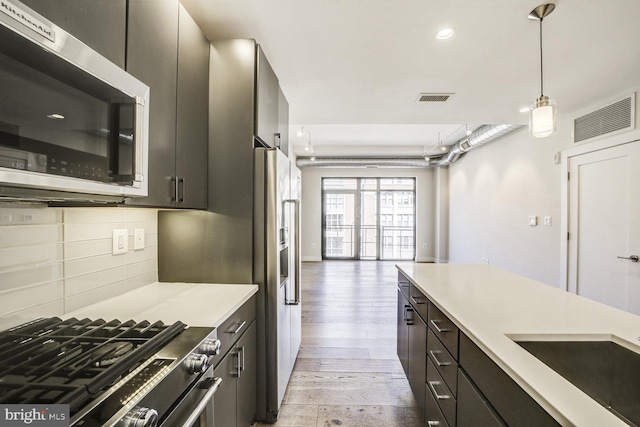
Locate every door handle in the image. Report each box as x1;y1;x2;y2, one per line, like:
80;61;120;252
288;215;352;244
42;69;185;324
617;255;639;262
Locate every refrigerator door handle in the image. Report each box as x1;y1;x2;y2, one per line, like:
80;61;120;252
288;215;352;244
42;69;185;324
284;199;301;305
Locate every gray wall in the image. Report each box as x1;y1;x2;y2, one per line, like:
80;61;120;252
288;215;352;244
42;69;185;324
448;88;640;287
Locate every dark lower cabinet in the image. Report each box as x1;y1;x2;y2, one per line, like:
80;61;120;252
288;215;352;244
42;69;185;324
425;380;450;427
397;269;561;427
397;289;410;374
398;280;427;422
214;320;257;427
408;310;427;421
459;333;560;427
457;368;505;427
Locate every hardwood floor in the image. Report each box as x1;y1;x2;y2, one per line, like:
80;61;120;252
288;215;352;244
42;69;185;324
257;260;420;427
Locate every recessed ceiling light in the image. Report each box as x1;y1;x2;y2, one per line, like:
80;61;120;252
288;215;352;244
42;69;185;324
436;28;454;40
47;113;65;120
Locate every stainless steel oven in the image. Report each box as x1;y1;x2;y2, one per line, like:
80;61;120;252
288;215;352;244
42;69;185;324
0;0;149;202
0;317;223;427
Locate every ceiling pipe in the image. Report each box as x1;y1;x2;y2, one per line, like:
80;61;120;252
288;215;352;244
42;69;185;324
430;124;523;167
296;124;523;168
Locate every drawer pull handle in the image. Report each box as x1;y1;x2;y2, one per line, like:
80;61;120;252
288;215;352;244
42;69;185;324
405;307;414;325
430;319;451;333
231;320;247;334
410;296;426;305
427;422;441;427
428;380;450;400
429;350;451;367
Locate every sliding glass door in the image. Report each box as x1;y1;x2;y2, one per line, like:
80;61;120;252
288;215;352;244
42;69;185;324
322;178;415;260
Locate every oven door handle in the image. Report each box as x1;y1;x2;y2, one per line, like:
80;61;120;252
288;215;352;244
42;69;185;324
181;377;222;427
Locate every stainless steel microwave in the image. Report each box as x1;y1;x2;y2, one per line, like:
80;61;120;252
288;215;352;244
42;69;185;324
0;0;149;202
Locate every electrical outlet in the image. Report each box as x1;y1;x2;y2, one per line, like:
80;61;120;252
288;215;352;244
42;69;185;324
134;228;145;250
112;229;128;255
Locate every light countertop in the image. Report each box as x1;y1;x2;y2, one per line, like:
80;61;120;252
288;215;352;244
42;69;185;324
396;263;640;427
65;282;258;328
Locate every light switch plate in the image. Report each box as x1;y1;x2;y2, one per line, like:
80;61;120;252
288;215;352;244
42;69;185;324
112;229;128;255
543;216;552;226
134;228;145;250
528;215;538;226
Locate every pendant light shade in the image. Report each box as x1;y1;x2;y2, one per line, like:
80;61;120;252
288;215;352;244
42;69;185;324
528;4;557;138
530;95;556;137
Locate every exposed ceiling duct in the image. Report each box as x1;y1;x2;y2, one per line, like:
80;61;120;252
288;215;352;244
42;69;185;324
296;124;523;168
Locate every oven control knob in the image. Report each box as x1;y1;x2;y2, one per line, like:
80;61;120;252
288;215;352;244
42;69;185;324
124;407;158;427
201;339;222;356
185;353;209;374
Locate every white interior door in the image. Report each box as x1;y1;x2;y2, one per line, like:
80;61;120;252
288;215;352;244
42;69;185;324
568;140;640;314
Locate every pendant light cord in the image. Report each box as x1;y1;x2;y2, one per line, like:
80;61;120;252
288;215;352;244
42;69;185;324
539;18;544;97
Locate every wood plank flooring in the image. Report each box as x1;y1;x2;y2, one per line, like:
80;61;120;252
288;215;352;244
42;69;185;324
256;261;420;427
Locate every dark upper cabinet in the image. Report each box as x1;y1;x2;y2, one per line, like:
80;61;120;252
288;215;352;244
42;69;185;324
175;4;209;209
278;86;290;155
125;0;208;208
255;46;280;148
20;0;126;68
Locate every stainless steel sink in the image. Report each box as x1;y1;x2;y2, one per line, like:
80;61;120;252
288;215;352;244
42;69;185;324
512;336;640;426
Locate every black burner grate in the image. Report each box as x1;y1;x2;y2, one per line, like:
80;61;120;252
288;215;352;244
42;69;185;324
0;317;186;414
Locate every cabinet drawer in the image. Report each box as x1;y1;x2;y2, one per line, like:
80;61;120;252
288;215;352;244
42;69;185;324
426;357;456;427
458;333;560;427
457;368;506;427
427;302;459;360
209;296;256;368
398;272;410;299
409;284;428;321
427;328;457;395
425;381;450;427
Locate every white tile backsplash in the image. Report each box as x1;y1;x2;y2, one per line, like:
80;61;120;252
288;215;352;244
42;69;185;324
0;205;159;328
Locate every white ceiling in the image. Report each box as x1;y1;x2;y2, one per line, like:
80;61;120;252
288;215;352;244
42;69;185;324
181;0;640;158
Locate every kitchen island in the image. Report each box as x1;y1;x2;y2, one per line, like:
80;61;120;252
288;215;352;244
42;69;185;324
66;282;258;327
396;263;640;427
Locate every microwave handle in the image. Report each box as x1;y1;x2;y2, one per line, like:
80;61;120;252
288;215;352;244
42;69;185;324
133;96;145;183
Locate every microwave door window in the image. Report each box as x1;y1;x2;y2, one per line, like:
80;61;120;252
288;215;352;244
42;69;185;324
0;49;135;184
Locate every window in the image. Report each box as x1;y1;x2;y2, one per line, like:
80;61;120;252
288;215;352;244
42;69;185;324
322;177;415;260
325;214;344;227
326;194;344;210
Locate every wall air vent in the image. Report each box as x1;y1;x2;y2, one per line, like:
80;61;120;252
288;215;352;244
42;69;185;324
417;93;453;102
573;94;635;143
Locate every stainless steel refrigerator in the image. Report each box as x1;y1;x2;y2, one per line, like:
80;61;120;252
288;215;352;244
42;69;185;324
254;147;302;421
157;147;302;423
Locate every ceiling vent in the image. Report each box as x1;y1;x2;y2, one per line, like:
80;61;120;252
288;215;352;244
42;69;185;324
573;94;635;143
416;93;453;102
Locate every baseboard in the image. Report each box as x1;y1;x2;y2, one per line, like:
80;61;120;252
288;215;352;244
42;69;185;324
302;256;322;262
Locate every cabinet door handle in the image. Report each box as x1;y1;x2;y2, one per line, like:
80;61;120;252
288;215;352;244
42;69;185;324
231;320;247;335
430;319;450;333
171;176;179;202
429;350;451;367
405;307;414;325
177;177;185;203
234;349;241;377
428;380;451;400
239;346;245;372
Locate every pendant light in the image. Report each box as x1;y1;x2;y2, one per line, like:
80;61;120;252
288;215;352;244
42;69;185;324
528;4;556;138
